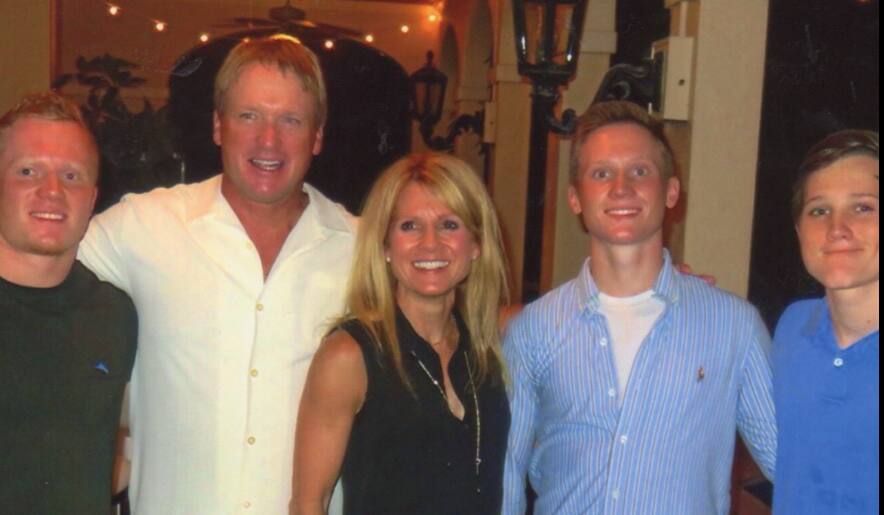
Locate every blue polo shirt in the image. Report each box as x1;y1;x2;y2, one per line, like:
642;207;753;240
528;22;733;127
772;298;879;514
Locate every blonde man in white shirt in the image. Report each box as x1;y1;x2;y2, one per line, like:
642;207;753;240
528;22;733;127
78;35;354;515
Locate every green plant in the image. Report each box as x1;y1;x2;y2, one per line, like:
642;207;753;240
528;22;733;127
53;54;183;210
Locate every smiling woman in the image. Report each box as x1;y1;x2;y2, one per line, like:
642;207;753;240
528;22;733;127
293;153;511;515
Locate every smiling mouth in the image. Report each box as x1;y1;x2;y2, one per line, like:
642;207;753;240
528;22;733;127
31;211;66;222
413;260;449;270
249;158;283;171
605;208;641;216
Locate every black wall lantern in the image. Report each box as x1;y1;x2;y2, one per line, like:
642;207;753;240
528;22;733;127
511;0;588;300
512;0;588;134
409;51;452;151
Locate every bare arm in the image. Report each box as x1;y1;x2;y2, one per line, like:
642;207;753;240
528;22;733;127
291;330;367;515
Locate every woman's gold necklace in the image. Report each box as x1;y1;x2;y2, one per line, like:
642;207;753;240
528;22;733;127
410;323;482;476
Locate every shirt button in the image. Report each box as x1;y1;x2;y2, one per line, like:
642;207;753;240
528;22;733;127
612;489;620;500
250;369;259;378
600;338;608;347
608;388;616;398
256;303;264;312
247;436;256;445
833;357;844;367
243;501;251;509
619;435;628;444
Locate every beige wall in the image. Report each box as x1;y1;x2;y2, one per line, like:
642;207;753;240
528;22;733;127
488;0;532;298
665;0;769;297
0;0;52;112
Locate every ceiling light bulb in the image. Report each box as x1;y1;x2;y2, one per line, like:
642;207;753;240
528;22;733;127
324;39;335;49
199;33;210;43
364;34;375;43
154;21;166;32
429;14;439;22
400;25;410;34
108;4;120;16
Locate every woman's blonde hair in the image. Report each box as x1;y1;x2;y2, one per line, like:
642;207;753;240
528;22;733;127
344;153;509;388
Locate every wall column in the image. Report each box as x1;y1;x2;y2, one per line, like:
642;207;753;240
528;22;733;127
488;2;532;299
664;0;769;297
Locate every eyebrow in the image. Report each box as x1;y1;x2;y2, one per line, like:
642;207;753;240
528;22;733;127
804;192;879;204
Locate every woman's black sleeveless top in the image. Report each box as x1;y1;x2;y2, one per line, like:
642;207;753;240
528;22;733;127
339;310;510;515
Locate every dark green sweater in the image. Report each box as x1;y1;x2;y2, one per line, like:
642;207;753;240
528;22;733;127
0;262;137;515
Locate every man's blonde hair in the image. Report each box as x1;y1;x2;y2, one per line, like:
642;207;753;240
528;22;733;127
214;34;327;127
0;92;93;154
569;100;675;184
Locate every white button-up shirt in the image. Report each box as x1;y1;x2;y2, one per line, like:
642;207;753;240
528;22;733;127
79;176;355;515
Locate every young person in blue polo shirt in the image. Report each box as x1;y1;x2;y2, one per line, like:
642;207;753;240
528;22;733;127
773;130;879;514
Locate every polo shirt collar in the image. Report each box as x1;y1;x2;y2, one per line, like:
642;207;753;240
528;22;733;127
577;248;681;315
799;300;831;340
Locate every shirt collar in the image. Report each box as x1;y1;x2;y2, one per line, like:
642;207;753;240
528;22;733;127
799;300;831;340
396;307;470;362
185;175;354;236
576;248;681;315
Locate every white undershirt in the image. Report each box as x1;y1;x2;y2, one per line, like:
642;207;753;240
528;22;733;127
598;290;666;404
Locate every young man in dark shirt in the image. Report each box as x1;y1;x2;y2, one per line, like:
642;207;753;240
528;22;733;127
0;92;137;514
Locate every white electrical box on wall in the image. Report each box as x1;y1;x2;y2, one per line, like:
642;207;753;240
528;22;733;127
651;36;695;121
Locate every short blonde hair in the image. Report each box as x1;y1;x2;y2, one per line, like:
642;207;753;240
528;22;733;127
343;153;509;388
214;34;327;127
0;91;93;154
569;100;675;184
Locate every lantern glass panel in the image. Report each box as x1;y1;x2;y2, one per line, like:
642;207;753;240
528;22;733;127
413;82;428;118
426;82;443;121
523;2;577;67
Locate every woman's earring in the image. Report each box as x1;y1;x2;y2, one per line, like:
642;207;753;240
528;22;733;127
385;256;391;263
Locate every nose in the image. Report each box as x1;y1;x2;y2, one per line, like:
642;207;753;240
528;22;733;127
610;172;634;198
826;210;853;241
37;173;63;199
258;121;279;148
419;228;440;249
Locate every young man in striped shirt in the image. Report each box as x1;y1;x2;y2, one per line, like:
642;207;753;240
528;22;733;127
503;101;777;515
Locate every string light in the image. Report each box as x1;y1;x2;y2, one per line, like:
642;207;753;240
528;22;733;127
324;39;335;49
107;3;120;16
199;33;210;43
400;24;410;34
154;20;166;32
364;34;375;43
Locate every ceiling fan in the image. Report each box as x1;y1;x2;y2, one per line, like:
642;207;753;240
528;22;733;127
213;0;362;38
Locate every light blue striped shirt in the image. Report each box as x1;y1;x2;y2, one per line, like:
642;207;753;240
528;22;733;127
503;252;776;515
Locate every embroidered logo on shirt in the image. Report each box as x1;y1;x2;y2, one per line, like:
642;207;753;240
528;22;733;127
697;366;705;382
94;360;110;375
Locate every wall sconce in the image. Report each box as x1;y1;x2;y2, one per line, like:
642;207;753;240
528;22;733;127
512;0;588;134
409;51;453;151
